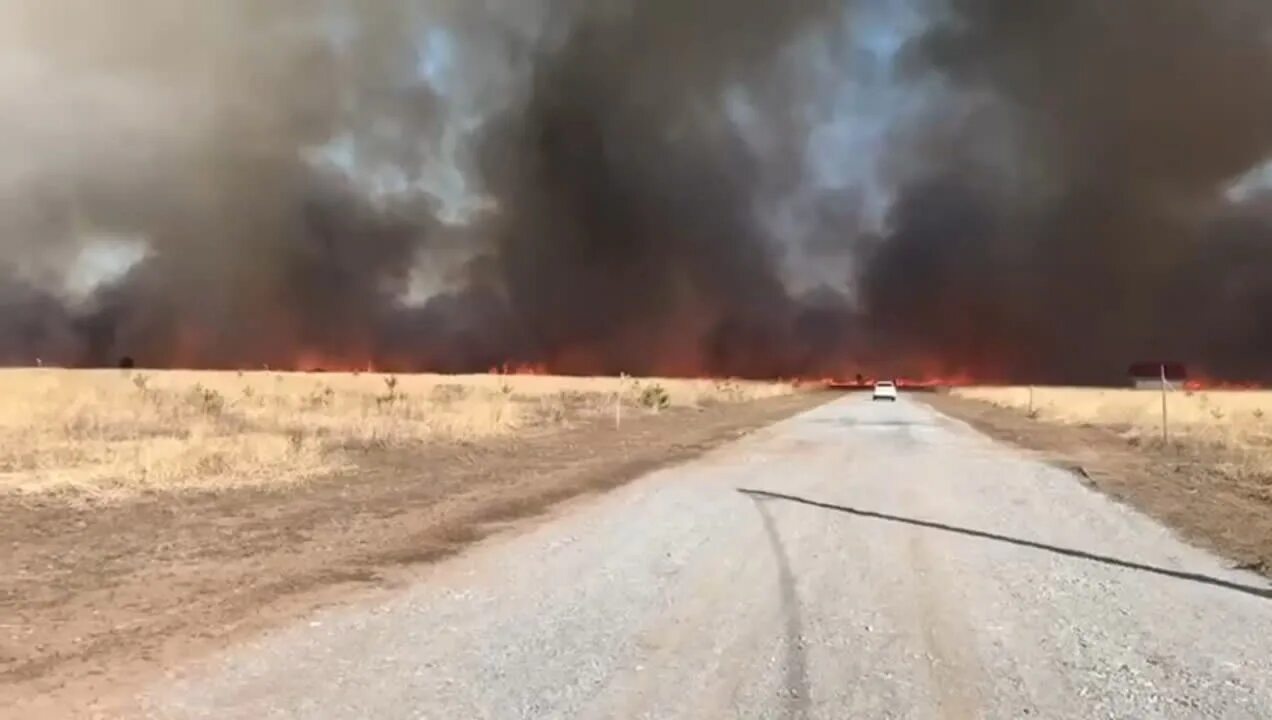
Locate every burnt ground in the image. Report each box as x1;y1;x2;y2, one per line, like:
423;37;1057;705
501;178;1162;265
925;393;1272;580
0;392;829;716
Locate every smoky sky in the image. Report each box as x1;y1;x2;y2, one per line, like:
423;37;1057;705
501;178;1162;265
864;0;1272;382
1;0;1271;381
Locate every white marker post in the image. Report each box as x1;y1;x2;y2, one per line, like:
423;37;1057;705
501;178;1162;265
615;373;627;430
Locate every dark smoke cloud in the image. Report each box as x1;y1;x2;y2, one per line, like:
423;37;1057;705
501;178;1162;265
0;1;455;368
866;0;1272;382
475;7;820;375
428;0;861;377
0;0;854;376
2;1;1272;382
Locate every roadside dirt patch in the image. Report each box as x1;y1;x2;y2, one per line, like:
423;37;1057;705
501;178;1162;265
1;392;828;717
925;393;1272;579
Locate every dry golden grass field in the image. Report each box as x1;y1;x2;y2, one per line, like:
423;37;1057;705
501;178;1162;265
955;386;1272;429
0;369;796;499
955;386;1272;474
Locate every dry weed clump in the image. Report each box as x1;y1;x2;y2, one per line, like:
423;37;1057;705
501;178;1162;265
0;369;796;499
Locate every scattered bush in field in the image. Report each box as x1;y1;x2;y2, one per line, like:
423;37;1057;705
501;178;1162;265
536;394;570;424
431;384;470;403
189;384;225;417
377;375;401;408
639;384;671;411
712;379;745;403
305;385;335;410
556;390;598;410
1255;408;1265;421
242;385;256;401
132;373;151;394
1210;407;1226;421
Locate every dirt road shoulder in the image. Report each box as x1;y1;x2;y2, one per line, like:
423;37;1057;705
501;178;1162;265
924;393;1272;579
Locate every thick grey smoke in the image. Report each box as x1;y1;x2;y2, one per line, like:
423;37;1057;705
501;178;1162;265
2;0;1272;382
0;2;462;368
469;0;853;376
0;0;854;375
864;0;1272;382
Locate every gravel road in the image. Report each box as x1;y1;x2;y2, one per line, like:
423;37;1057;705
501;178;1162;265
142;396;1272;719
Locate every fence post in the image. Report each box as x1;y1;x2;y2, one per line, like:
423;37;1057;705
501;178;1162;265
615;373;627;431
1160;363;1169;444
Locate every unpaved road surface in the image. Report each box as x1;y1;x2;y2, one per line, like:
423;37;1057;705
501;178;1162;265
142;397;1272;719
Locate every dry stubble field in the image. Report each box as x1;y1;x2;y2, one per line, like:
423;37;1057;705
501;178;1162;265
0;369;795;499
1;369;824;716
956;386;1272;482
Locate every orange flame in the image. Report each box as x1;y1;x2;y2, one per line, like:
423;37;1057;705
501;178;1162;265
290;351;379;374
488;362;550;376
1184;375;1265;391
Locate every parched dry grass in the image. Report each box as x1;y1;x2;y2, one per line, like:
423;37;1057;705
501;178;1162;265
955;386;1272;428
0;369;796;499
954;386;1272;480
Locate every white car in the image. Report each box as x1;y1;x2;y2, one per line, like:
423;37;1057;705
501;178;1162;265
872;381;898;402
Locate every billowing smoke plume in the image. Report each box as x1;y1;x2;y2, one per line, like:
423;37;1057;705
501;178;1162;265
0;2;478;368
865;0;1272;382
2;0;1272;382
0;0;850;375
